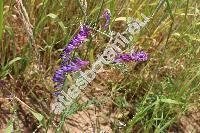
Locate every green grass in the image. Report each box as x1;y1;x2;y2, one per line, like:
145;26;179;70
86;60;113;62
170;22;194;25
0;0;199;132
0;0;3;41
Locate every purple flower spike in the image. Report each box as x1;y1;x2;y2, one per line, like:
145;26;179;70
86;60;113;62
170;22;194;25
115;51;148;62
103;9;111;29
119;54;132;61
74;57;89;67
61;25;90;63
52;25;90;90
52;69;66;89
132;51;148;62
52;57;89;89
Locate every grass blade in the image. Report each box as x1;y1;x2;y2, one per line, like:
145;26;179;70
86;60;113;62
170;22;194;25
165;0;174;21
0;0;3;41
126;102;157;133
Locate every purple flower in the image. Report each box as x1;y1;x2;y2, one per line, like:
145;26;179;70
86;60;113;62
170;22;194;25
52;58;89;89
61;25;90;63
115;51;148;62
52;69;66;88
52;25;90;90
60;53;70;65
119;54;132;61
52;91;62;96
103;9;111;29
132;51;148;62
74;57;89;67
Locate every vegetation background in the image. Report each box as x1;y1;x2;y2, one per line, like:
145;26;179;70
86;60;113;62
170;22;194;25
0;0;199;132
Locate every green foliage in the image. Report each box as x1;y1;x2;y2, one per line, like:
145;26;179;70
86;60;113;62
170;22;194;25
0;0;3;41
4;120;13;133
1;0;200;132
0;57;22;79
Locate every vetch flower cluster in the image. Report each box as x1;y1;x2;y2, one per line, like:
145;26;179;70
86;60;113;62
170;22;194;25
52;9;111;91
53;25;90;89
115;51;148;62
53;58;89;89
51;33;130;114
103;9;111;29
132;51;148;61
51;12;150;114
61;25;90;64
